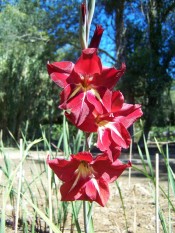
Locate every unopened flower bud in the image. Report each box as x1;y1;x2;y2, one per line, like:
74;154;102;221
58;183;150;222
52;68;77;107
81;3;86;25
80;3;87;49
89;25;104;48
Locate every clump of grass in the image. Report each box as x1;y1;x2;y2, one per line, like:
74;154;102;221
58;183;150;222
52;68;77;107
0;116;87;233
132;136;175;232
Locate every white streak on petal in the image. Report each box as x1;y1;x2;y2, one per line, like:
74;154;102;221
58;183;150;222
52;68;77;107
68;172;81;193
92;177;100;194
107;122;123;140
98;127;104;144
68;85;82;100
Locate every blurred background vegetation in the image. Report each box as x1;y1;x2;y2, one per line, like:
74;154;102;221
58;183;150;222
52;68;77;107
0;0;175;145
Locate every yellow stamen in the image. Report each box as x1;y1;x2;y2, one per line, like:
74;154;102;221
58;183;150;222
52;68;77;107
97;120;109;127
68;161;95;193
68;85;82;100
76;161;95;178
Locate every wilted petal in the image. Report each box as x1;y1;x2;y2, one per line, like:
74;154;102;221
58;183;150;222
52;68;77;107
81;3;86;24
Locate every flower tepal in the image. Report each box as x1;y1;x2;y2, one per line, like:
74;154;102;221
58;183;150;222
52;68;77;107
47;152;131;206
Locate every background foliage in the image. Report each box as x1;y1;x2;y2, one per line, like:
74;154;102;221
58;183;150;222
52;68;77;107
0;0;175;144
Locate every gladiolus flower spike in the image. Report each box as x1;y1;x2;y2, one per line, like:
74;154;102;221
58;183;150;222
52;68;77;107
47;152;131;207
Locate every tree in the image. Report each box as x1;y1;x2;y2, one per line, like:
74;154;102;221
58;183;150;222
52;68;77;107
0;0;80;142
100;0;175;141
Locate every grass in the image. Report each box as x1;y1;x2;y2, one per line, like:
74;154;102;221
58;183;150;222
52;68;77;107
0;120;175;232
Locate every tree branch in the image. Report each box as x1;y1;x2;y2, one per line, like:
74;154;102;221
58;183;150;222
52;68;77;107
162;2;175;21
98;48;117;63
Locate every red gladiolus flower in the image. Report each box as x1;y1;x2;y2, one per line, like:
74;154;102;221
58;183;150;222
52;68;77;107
47;152;131;207
47;48;125;125
65;90;143;159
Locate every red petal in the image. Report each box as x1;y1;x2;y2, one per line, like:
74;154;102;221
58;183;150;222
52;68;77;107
107;160;131;183
74;112;97;132
47;61;74;88
107;145;122;161
67;69;82;85
86;90;103;114
74;48;102;76
100;88;112;112
47;157;79;182
92;63;126;89
97;128;111;152
60;177;109;207
109;122;131;149
85;179;98;200
115;104;143;128
71;152;93;163
100;89;124;113
111;91;124;112
92;155;131;183
59;84;82;108
93;178;109;207
60;178;88;201
60;90;91;126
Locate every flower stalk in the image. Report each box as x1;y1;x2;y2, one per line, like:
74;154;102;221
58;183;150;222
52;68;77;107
83;201;89;233
86;0;95;46
80;0;96;49
83;132;91;233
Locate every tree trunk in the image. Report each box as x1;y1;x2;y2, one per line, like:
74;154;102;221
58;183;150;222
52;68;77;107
139;0;162;142
115;0;136;146
115;0;126;66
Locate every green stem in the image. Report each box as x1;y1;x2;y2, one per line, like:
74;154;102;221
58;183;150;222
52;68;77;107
85;133;90;151
83;131;95;233
83;201;89;233
83;133;90;233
